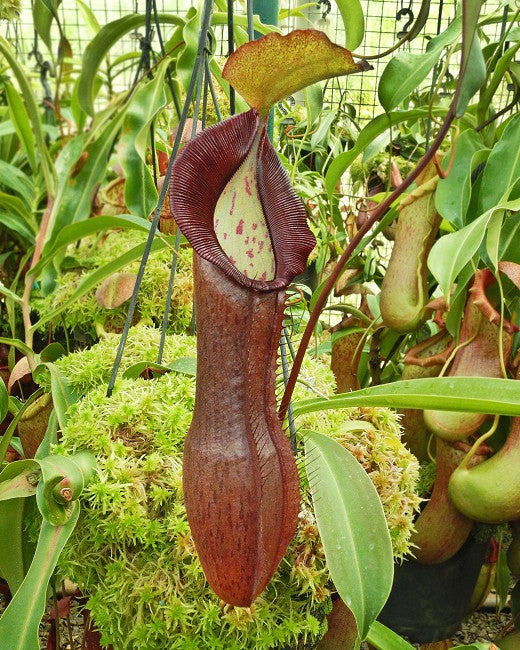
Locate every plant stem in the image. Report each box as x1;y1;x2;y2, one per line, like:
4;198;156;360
278;107;455;420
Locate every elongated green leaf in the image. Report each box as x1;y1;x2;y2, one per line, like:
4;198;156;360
77;13;184;115
46;110;129;243
0;460;40;501
0;502;80;650
0;160;34;203
0;498;28;595
325;106;453;197
0;37;56;196
30;237;173;332
366;621;414;650
456;35;486;117
120;62;169;218
47;363;78;431
0;213;35;243
428;211;492;299
435;130;488;227
34;214;150;277
456;0;485;116
0;377;7;423
378;16;462;112
305;431;393;640
4;82;36;172
479;42;520;119
170;356;197;377
32;0;61;51
478;113;520;215
334;0;364;50
74;0;100;35
293;377;520;418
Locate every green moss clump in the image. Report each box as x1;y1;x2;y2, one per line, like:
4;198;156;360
32;230;193;338
0;0;20;20
54;327;419;648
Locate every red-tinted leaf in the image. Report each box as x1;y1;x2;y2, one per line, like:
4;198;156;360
223;29;370;114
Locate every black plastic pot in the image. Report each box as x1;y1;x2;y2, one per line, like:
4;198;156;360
378;536;489;643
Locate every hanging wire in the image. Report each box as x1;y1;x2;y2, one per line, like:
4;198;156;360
107;0;215;397
246;0;255;41
227;0;236;115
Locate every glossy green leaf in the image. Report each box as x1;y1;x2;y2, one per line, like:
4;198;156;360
478;114;520;215
293;377;520;418
495;545;510;611
366;621;414;650
4;82;36;172
176;6;200;92
479;42;520;119
0;213;35;243
77;13;184;115
455;0;485;116
325;106;452;197
485;210;503;270
428;211;493;299
34;214;150;277
74;0;100;35
0;160;34;203
169;356;197;377
36;451;95;525
30;237;173;332
45;110;129;246
306;431;393;641
0;498;29;595
435;130;488;227
0;376;7;423
455;35;486;117
47;363;78;431
0;502;80;650
0;37;56;195
120;62;169;218
378;16;462;112
0;460;40;501
32;0;61;51
334;0;364;50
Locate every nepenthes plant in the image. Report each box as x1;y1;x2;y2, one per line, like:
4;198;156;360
169;30;368;606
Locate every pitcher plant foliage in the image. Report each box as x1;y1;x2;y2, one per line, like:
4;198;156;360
169;29;368;606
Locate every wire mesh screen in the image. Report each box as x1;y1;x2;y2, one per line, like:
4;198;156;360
2;1;510;124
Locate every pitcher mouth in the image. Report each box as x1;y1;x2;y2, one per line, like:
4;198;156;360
169;109;316;293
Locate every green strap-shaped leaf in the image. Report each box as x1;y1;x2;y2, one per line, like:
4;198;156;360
77;13;184;115
365;621;415;650
0;498;31;596
305;431;393;641
333;0;365;51
435;130;489;228
477;113;520;215
429;194;520;299
34;214;150;277
0;377;7;423
0;37;56;196
0;502;80;650
0;460;40;501
293;377;520;419
45;110;129;245
119;61;169;218
456;0;485;116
